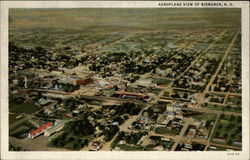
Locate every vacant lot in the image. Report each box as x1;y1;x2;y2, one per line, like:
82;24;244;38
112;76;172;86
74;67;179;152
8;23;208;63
9;94;39;114
9;103;39;114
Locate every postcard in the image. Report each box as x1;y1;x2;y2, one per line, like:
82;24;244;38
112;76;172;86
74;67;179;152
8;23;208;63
0;1;249;160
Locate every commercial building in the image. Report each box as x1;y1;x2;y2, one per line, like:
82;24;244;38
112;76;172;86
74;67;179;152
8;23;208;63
44;120;65;137
28;122;53;139
76;78;94;85
114;91;149;100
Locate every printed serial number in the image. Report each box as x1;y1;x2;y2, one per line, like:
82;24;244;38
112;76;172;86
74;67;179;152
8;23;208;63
227;153;240;156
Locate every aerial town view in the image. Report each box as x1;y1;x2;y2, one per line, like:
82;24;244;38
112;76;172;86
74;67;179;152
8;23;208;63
8;8;242;151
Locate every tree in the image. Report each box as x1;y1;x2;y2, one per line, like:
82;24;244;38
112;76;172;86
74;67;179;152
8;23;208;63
220;113;225;119
237;116;241;123
63;119;95;137
222;133;228;139
226;123;235;130
230;115;235;121
226;105;232;111
103;126;119;142
217;124;223;130
183;93;188;99
227;139;233;145
214;131;220;137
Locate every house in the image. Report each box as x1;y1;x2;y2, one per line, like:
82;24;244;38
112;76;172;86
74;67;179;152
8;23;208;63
153;145;164;151
139;116;148;124
184;143;192;149
175;113;183;119
212;137;226;143
111;122;119;126
232;141;242;146
173;103;182;111
35;98;52;106
90;141;102;151
52;70;63;76
167;111;175;119
187;128;196;138
136;135;147;145
166;104;174;112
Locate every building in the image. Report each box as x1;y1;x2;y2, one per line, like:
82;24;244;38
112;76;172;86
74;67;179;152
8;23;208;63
44;120;65;137
137;79;154;88
35;98;53;107
167;111;175;119
115;91;149;100
90;141;102;151
58;77;76;85
51;70;63;76
76;78;94;85
166;104;174;112
28;122;53;139
173;103;182;111
187;128;196;138
212;137;226;143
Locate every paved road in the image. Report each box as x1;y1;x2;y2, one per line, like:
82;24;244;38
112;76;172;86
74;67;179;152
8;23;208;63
181;107;241;116
209;142;241;150
223;92;230;105
172;32;194;45
174;30;227;81
208;91;241;96
206;101;238;107
171;118;192;151
204;29;240;93
204;113;221;150
181;137;207;144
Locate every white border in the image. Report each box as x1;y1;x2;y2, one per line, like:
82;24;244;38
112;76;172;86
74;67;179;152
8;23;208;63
1;1;249;160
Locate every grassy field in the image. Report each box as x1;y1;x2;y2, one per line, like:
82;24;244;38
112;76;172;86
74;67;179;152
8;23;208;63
191;113;216;121
117;144;143;151
9;120;36;139
212;114;242;146
155;127;180;135
9;114;23;125
226;95;241;105
151;78;172;85
9;103;39;114
202;103;241;113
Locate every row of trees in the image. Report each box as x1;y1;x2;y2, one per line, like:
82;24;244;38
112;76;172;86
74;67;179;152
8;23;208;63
49;118;95;150
102;125;119;142
63;118;95;137
111;131;148;149
49;131;88;150
61;83;80;92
